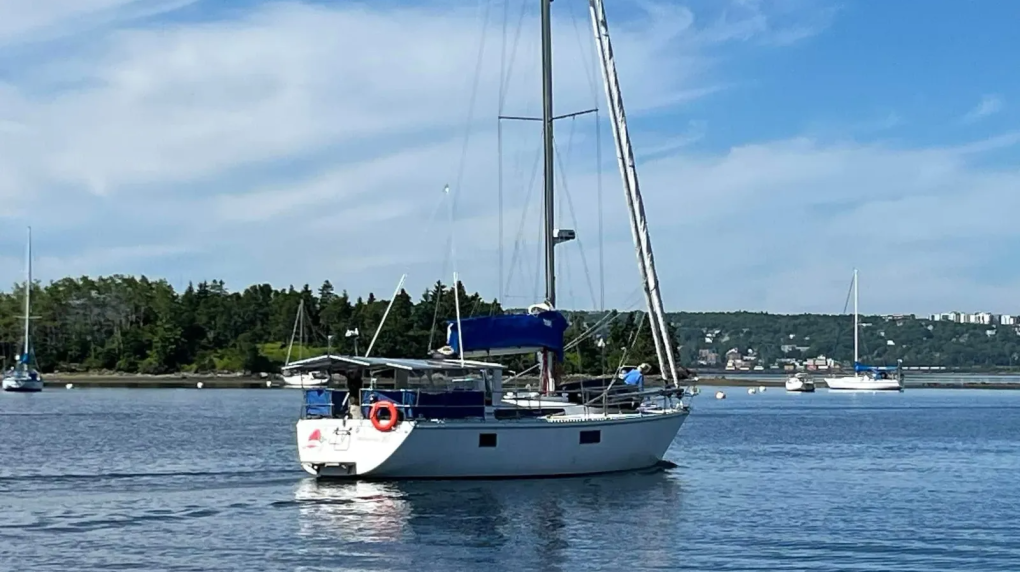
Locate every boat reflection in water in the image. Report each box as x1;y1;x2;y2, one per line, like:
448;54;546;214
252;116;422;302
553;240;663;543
292;465;684;570
293;479;412;544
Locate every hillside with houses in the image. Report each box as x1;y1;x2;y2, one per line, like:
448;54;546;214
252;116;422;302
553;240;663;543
665;311;1020;372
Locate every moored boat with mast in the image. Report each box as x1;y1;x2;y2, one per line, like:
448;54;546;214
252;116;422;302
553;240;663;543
292;0;693;479
280;299;330;388
823;269;904;391
2;227;44;393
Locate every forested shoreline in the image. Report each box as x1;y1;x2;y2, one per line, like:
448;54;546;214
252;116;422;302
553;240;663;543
1;275;1017;375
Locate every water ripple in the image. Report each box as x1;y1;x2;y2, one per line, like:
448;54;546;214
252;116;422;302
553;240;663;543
1;387;1018;571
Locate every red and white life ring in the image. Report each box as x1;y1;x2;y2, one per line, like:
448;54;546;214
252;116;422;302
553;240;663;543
369;401;399;432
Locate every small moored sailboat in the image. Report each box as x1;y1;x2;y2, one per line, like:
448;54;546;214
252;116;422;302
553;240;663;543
2;227;44;393
280;299;330;388
823;269;904;391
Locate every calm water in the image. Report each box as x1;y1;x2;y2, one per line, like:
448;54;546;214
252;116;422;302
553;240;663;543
1;387;1019;571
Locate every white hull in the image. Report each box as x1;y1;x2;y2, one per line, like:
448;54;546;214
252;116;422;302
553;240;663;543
784;377;815;392
2;375;43;392
824;375;902;391
297;410;687;479
281;373;329;388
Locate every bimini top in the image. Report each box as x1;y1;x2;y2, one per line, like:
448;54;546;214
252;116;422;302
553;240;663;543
446;310;568;359
282;354;506;372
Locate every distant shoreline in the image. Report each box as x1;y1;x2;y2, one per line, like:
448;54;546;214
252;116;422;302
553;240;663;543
38;373;1020;390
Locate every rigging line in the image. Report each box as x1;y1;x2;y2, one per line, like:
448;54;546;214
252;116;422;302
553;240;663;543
427;279;444;352
533;201;541;303
596;109;604;313
448;184;466;366
830;273;856;360
419;184;458;249
564;223;577;312
506;315;608;381
452;0;494;208
552;137;599;310
498;116;504;302
504;135;543;297
497;0;512;303
469;294;484;317
435;0;490;347
428;191;455;352
612;310;647;378
555;118;598;310
566;0;601;105
499;0;509;115
499;0;529;113
505;289;643;382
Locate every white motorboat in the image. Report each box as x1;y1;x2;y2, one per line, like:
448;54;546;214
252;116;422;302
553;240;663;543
3;227;43;393
291;0;694;479
281;369;330;388
785;372;815;392
823;269;904;392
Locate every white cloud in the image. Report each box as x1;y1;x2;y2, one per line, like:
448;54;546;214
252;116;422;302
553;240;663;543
628;135;1020;314
0;0;196;46
1;0;1015;316
962;94;1004;124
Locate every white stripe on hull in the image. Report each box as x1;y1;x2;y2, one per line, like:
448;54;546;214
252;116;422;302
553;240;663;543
297;411;688;479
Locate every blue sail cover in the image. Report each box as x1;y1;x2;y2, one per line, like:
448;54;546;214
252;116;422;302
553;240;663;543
447;311;568;359
853;361;900;373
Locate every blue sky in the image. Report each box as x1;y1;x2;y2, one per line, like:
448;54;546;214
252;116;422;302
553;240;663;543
0;0;1017;315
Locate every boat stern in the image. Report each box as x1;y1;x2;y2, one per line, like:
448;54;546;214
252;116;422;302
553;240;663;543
297;418;414;478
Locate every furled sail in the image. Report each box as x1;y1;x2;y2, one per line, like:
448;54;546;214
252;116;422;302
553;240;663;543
446;311;568;359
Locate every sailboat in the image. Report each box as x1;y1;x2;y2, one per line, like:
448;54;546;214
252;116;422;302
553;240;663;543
289;0;692;478
823;269;904;391
2;227;44;393
280;299;330;388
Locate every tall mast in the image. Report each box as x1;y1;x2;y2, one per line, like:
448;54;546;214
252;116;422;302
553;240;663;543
23;226;31;360
537;0;557;394
588;0;679;384
853;268;859;366
540;0;555;308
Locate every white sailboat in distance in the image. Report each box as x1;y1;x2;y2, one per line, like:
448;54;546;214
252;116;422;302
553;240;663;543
2;227;44;393
823;269;904;391
280;299;330;388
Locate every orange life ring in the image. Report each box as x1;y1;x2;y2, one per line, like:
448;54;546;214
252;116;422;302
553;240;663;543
369;400;399;432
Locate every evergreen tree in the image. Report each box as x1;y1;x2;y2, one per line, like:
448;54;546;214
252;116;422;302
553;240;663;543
0;274;1010;374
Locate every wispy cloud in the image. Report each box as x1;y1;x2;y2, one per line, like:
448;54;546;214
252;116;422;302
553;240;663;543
962;94;1004;124
626;132;1020;313
693;0;839;47
0;0;197;46
0;0;1016;315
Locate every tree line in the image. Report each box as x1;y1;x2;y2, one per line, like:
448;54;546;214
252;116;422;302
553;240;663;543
0;276;647;376
667;311;1020;371
1;276;1016;375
